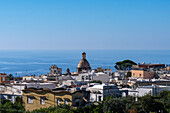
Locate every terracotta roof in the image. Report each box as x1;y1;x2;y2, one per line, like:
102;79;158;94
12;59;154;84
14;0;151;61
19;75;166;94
0;73;7;75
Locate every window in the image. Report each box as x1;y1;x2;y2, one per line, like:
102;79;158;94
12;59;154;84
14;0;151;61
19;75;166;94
40;97;45;105
139;74;141;77
54;70;57;73
2;77;5;81
57;98;61;105
64;99;69;105
98;96;102;101
86;76;88;80
133;73;135;76
27;96;33;104
65;100;68;105
82;76;84;80
75;99;80;106
91;98;94;102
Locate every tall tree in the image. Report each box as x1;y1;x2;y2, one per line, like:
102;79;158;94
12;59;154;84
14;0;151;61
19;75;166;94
114;60;137;70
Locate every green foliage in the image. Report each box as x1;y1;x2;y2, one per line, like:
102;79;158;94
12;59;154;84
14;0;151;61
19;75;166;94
15;96;22;104
73;103;103;113
103;96;135;113
7;74;14;81
126;71;131;78
28;93;170;113
31;104;74;113
139;94;165;112
1;91;170;113
159;90;170;110
114;60;137;70
0;98;25;113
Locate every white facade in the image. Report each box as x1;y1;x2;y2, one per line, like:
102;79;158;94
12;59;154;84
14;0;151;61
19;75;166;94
120;85;170;97
0;84;24;103
1;94;22;104
73;71;110;82
86;83;119;102
72;73;92;81
22;82;56;89
93;72;110;82
136;85;170;96
120;88;138;97
62;80;76;86
22;75;43;82
103;69;112;75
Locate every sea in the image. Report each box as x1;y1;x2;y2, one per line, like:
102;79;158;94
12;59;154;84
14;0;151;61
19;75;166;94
0;50;170;77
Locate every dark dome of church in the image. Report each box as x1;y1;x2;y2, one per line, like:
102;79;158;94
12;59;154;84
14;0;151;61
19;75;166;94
77;59;91;68
77;52;91;73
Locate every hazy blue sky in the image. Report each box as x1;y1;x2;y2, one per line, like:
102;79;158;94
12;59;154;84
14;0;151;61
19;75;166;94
0;0;170;50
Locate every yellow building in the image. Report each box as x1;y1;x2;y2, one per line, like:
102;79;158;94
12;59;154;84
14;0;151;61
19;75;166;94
163;66;170;71
131;70;155;79
22;88;88;111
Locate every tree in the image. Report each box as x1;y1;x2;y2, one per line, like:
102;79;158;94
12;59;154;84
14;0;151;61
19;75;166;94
103;96;134;113
126;72;131;78
114;60;137;70
31;104;74;113
0;99;24;113
159;90;170;110
14;97;22;105
7;74;14;81
139;95;166;113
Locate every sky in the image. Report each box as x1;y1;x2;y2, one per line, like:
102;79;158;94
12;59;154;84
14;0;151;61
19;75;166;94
0;0;170;50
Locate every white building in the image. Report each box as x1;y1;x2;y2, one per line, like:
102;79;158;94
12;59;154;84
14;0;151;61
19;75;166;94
62;80;76;86
21;82;56;89
93;72;110;82
0;82;56;103
136;85;170;96
57;75;74;85
119;88;138;97
72;70;111;83
86;83;119;102
120;85;170;97
0;84;25;103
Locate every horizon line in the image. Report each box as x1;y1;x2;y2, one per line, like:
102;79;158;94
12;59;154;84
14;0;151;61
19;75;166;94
0;49;170;51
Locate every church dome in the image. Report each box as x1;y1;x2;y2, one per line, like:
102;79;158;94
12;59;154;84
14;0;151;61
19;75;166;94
77;59;91;68
77;52;91;73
